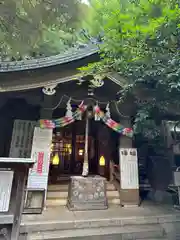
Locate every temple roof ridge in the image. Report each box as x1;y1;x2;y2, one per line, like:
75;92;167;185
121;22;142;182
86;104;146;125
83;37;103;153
0;44;98;73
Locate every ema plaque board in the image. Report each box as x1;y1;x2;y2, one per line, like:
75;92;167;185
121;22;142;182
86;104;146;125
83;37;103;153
0;171;14;212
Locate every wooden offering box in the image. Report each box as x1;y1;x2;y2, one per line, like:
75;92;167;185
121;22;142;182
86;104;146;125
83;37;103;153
0;158;34;240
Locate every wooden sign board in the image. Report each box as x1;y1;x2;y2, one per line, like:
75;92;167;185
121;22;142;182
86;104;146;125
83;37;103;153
174;172;180;186
119;148;139;206
9;120;36;158
0;171;14;212
23;189;45;214
120;148;139;189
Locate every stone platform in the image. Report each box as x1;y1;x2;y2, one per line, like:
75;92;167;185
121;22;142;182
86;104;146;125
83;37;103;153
20;202;180;239
67;176;108;211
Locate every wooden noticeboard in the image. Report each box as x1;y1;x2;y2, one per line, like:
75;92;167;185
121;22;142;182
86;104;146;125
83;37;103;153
119;148;139;206
9;120;36;158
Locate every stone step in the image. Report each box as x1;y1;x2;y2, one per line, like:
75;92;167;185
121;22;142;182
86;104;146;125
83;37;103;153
46;197;120;207
20;225;164;240
46;199;67;206
48;183;116;192
48;184;68;192
136;239;168;240
47;191;68;199
107;190;119;198
47;190;119;199
109;198;120;205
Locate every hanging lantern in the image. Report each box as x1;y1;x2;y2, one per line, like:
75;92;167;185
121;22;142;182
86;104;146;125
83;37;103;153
99;156;105;166
52;153;60;165
78;149;84;156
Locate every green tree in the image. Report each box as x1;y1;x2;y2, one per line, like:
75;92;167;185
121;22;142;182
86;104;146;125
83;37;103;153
0;0;84;60
80;0;180;139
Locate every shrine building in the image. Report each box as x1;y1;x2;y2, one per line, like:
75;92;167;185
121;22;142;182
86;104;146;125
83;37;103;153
0;43;148;211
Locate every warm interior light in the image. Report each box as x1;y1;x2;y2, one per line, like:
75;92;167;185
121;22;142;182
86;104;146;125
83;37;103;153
78;149;84;156
99;156;105;166
64;143;72;155
52;153;60;165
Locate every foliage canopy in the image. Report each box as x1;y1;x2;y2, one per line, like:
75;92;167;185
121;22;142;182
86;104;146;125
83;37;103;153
0;0;86;60
81;0;180;139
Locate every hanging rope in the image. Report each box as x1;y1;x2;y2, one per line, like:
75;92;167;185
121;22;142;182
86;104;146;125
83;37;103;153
40;102;133;138
43;94;130;119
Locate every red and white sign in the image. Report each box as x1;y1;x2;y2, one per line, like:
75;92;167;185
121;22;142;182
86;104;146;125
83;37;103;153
37;152;44;174
27;127;52;190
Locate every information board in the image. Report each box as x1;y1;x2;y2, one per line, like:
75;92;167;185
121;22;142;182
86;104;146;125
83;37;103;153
174;171;180;186
120;148;139;189
27;127;52;190
0;171;14;212
9;120;36;158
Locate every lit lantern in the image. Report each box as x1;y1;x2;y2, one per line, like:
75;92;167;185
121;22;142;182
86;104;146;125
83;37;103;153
78;149;84;156
99;156;105;166
52;153;60;165
64;144;72;155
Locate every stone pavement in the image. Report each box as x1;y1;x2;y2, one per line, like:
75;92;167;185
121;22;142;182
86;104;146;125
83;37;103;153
20;202;180;239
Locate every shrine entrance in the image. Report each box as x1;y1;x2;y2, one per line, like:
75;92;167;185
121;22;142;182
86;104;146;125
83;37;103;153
48;120;101;183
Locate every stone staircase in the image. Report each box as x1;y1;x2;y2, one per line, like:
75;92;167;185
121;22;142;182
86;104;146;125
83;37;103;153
46;181;120;208
20;205;180;240
21;225;167;240
20;181;180;239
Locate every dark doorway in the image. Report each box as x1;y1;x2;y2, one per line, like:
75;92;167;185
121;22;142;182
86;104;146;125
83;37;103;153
48;120;99;183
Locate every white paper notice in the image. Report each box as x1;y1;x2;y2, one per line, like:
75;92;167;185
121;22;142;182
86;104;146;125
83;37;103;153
0;171;14;212
120;148;139;189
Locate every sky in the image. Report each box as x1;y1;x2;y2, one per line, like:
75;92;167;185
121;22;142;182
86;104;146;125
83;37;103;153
81;0;89;5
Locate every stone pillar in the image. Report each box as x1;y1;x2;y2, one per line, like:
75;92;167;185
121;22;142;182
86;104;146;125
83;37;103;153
119;118;140;206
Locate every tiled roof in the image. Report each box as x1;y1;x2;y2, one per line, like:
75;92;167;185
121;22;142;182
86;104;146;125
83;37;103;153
0;44;98;73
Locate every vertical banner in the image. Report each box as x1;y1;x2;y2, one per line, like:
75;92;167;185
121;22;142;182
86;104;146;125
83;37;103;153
120;148;139;189
9;120;36;158
119;148;139;206
27;127;52;190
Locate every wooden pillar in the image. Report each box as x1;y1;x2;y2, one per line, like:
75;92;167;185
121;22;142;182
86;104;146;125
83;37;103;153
120;119;133;148
39;94;54;208
40;95;54;119
11;166;28;240
119;118;140;207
